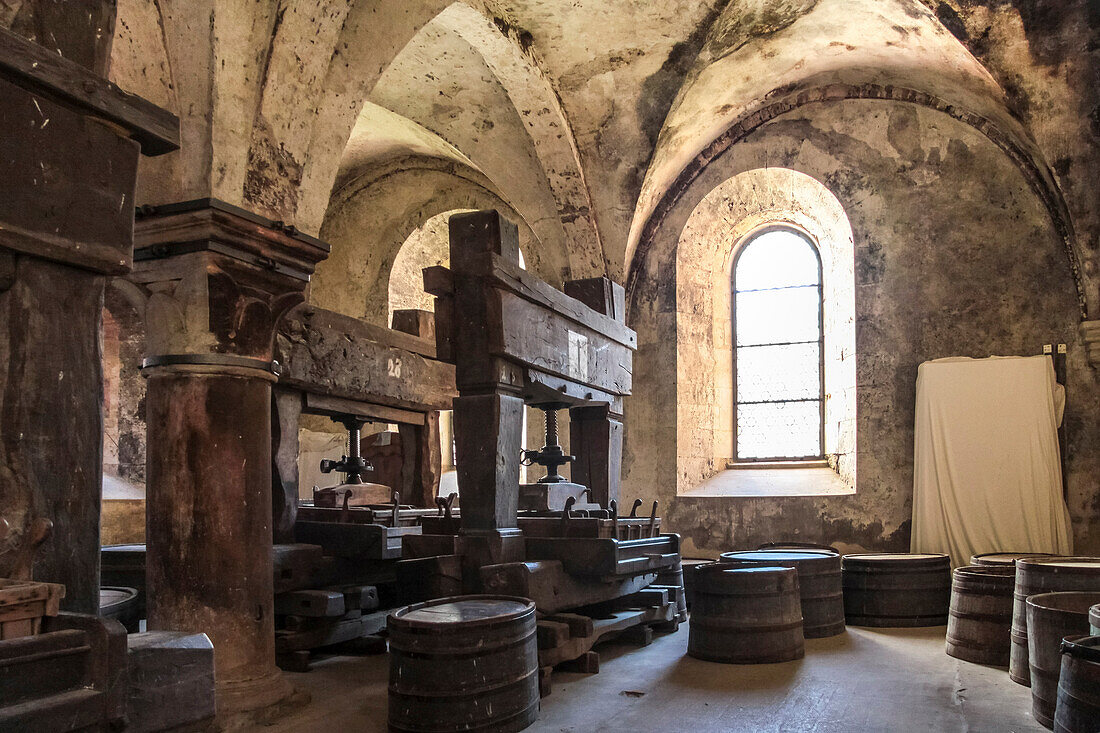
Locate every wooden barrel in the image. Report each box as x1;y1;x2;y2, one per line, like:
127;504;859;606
100;586;141;633
1055;635;1100;733
388;595;539;733
681;559;714;610
1026;592;1100;729
101;543;147;622
841;553;951;627
1090;604;1100;636
687;562;804;664
758;541;841;555
971;552;1058;567
1010;557;1100;686
720;550;844;638
945;565;1016;665
655;561;688;622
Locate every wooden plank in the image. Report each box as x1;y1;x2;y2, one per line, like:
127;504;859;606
274;611;387;653
274;591;345;618
286;305;437;359
277;306;455;413
493;289;633;396
484;253;636;349
304;393;425;426
0;27;178;155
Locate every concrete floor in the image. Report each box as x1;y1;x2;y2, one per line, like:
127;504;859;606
266;623;1046;732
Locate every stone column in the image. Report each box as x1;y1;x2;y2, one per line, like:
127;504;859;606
0;26;177;612
132;200;328;717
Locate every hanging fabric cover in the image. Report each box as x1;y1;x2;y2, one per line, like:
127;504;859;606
911;355;1072;567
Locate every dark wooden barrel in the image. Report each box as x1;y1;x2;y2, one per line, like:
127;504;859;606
388;595;539;733
945;565;1016;666
758;541;841;555
1055;635;1100;733
1010;557;1100;686
100;586;141;633
681;559;714;610
1026;592;1100;729
655;560;688;622
687;562;804;664
971;552;1058;567
1090;604;1099;636
101;543;146;621
841;553;950;627
720;550;844;638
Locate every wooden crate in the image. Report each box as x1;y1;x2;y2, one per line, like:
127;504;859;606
0;577;64;639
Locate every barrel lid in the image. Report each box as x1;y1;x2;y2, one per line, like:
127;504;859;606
1061;635;1100;663
99;586;138;611
971;551;1056;566
102;544;146;552
392;595;534;628
843;553;947;562
1025;591;1100;614
953;565;1015;577
722;550;837;562
1018;556;1100;571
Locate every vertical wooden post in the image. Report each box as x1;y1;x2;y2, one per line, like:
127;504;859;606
0;26;177;613
569;404;623;508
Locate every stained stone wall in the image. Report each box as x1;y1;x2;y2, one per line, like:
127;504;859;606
625;99;1100;557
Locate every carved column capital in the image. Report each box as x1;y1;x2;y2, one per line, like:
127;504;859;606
131;199;330;376
1081;320;1100;369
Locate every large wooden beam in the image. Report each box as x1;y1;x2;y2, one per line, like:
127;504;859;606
276;305;455;413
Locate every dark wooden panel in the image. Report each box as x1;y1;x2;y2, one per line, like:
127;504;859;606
0;77;140;275
0;27;179;154
0;258;103;613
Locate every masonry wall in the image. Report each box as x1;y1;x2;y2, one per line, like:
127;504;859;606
624;99;1100;557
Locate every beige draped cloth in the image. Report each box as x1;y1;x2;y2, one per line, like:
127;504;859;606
910;355;1072;567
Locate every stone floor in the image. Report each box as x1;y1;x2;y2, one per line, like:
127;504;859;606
267;623;1045;732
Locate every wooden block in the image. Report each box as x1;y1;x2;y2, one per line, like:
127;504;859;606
654;618;680;634
622;624;653;647
559;650;599;674
276;650;312;673
621;588;669;609
539;666;553;698
281;610;362;633
274;590;345;618
275;611;388;653
545;613;595;639
272;543;334;594
331;585;379;612
536;620;571;649
125;631;215;733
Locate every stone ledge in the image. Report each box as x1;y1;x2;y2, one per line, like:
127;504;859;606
680;466;855;498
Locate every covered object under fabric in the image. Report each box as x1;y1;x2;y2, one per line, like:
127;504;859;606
910;355;1072;567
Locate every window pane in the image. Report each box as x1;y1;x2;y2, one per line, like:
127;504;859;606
735;287;820;346
737;401;822;459
736;343;820;402
735;230;820;291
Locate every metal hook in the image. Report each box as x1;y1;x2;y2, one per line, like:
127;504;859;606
629;498;643;518
648;500;659;537
609;499;618;541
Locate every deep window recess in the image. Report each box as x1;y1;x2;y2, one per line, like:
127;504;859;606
733;227;825;461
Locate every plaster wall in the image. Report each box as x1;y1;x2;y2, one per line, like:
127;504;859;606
674;168;856;491
625;99;1100;557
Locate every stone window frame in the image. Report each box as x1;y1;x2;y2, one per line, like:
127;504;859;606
730;223;827;465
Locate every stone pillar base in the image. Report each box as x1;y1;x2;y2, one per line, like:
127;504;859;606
216;670;303;729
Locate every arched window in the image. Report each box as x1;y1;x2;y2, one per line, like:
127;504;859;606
733;227;824;461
